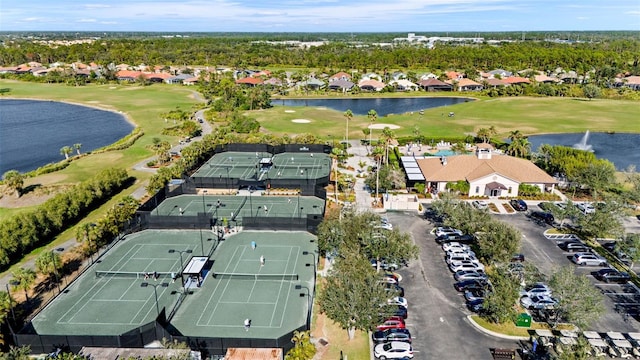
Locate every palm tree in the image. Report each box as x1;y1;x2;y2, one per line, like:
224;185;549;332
60;146;73;160
367;109;377;149
343;109;353;151
2;170;24;198
11;268;36;302
508;130;524;142
35;251;62;277
74;143;82;155
381;127;395;165
476;128;492;143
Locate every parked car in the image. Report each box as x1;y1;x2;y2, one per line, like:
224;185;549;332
602;242;632;265
372;328;412;343
565;244;591;253
447;248;476;258
435;234;475;244
454;270;488;281
384;283;405;297
472;200;488;210
442;242;471;252
449;261;485;273
433;226;464;237
594;268;631;283
376;316;406;331
387;296;408;308
510;199;528;211
464;288;488;302
520;285;552;298
371;258;400;271
576;202;596;215
454;279;490;292
558;240;588;252
446;253;480;265
538;202;556;212
511;253;525;262
383;305;407;319
571;252;607;266
373;341;414;359
466;298;485;313
520;295;558;310
530;211;555;225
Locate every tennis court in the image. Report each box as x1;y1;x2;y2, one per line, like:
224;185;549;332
170;231;316;338
31;230;208;335
191;151;331;181
153;194;325;219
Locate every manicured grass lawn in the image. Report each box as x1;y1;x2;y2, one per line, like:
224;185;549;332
254;96;639;141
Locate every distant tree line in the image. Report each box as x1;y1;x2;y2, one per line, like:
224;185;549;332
1;38;639;76
0;168;132;269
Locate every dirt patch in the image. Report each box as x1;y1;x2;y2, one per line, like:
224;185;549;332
292;119;312;123
0;190;55;208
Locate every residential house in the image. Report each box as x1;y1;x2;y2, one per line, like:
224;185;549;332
329;71;352;82
361;73;382;81
297;78;325;90
182;76;199;86
391;71;407;81
358;79;386;92
417;78;452;92
488;69;513;78
0;66;18;74
534;74;558;84
419;73;438;80
389;79;418;91
263;78;283;87
165;73;193;84
451;78;483;91
328;79;355;92
235;77;263;87
414;146;557;197
445;71;464;80
116;70;143;82
502;76;531;85
484;78;507;89
145;73;171;83
619;75;640;90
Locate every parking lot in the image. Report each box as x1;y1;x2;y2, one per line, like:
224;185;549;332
384;212;520;360
379;205;640;359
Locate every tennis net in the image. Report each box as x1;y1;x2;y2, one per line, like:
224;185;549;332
211;272;298;281
95;270;174;279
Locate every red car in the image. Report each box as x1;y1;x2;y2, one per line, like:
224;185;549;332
376;316;406;331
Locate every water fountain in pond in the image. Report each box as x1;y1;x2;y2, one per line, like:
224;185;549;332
573;130;593;152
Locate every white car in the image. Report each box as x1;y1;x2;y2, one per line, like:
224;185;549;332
576;202;595;215
454;271;488;281
520;295;558;310
571;252;607;266
446;248;476;257
446;253;480;265
449;261;485;273
442;242;471;252
433;226;463;237
472;200;488;210
373;341;414;359
376;223;394;231
387;296;408;308
519;284;552;298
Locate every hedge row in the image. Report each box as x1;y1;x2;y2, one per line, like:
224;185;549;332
0;168;132;269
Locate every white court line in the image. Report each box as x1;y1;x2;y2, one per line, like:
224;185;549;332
271;246;300;328
200;246;244;325
217;300;277;305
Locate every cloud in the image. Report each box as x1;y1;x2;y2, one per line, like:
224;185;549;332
577;16;590;20
625;10;640;15
78;19;98;23
84;4;111;9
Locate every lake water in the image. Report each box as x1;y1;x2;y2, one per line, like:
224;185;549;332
0;99;134;174
272;97;471;116
528;132;640;171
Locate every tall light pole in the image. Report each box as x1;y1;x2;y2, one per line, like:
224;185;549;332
168;249;192;287
51;249;62;294
295;284;311;329
202;189;208;215
141;282;169;317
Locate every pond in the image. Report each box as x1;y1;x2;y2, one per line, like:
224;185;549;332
272;97;471;116
0;99;134;174
528;131;640;171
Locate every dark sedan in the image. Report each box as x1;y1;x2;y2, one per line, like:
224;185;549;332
435;234;475;244
510;199;528;211
593;268;631;283
454;279;489;292
372;328;412;343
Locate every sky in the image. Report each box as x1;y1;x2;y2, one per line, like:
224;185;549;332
1;0;639;33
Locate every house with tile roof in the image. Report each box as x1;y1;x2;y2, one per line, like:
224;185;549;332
502;76;531;85
445;71;464;80
235;77;263;86
484;78;507;88
358;79;386;91
534;74;559;84
297;78;325;90
328;79;355;92
415;147;557;197
450;78;483;91
329;71;352;82
389;79;418;91
618;75;640;90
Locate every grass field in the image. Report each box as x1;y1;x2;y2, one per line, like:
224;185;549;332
255;96;640;140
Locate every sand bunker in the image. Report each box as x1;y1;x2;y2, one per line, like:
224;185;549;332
284;110;296;113
369;123;400;129
292;119;312;123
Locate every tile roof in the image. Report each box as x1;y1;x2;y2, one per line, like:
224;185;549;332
236;77;263;85
329;71;351;81
358;79;386;90
417;78;451;87
455;78;482;87
534;74;558;83
503;76;531;84
624;75;640;85
485;78;506;86
446;71;462;80
416;153;557;184
116;70;143;78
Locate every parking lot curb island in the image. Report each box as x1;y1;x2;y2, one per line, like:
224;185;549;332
466;315;530;341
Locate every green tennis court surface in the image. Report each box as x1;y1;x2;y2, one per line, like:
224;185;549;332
31;229;316;340
170;231;316;338
31;230;207;335
153;194;325;219
191;151;331;181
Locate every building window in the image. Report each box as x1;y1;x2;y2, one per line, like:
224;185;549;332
475;186;480;194
508;187;512;194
